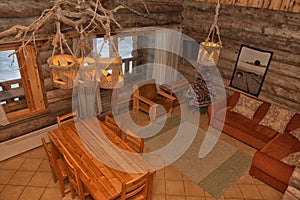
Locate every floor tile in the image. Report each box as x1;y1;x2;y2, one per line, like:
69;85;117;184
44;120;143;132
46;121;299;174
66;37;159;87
18;186;45;200
40;187;62;200
166;195;185;200
256;184;283;200
155;168;165;180
152;194;166;200
19;158;43;171
237;172;256;184
0;185;24;200
165;166;183;181
16;151;30;158
0;160;4;168
27;147;46;159
1;157;25;170
47;178;59;188
28;172;52;187
8;170;34;186
183;181;205;196
166;180;185;196
238;184;262;199
0;184;5;193
186;196;206;200
223;184;243;199
153;179;165;195
0;169;16;184
37;159;51;172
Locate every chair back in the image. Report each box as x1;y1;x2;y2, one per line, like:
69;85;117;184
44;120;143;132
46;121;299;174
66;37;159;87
135;79;157;100
63;154;87;200
104;115;122;137
121;172;149;200
41;138;56;171
124;129;144;153
41;137;69;197
57;111;78;127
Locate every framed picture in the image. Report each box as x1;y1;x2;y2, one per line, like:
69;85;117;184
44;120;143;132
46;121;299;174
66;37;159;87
230;45;273;96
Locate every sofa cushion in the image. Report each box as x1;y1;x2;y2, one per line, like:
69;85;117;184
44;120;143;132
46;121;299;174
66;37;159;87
261;133;300;160
286;114;300;133
289;127;300;141
259;104;295;133
231;93;263;119
227;91;240;109
252;102;271;123
281;151;300;167
215;108;277;142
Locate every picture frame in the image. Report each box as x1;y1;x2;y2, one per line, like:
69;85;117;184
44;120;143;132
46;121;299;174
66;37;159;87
230;44;273;96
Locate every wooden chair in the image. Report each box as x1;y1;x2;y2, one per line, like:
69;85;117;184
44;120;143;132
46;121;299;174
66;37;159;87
41;138;70;197
63;154;90;200
133;79;176;121
124;129;144;153
104;115;122;137
57;111;78;127
120;172;149;200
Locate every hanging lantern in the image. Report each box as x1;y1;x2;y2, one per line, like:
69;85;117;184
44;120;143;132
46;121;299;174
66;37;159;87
197;0;222;65
96;36;124;89
198;41;221;65
47;54;78;89
97;56;124;89
77;56;98;83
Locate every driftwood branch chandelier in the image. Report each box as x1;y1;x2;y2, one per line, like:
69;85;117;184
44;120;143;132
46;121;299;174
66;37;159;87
0;0;150;89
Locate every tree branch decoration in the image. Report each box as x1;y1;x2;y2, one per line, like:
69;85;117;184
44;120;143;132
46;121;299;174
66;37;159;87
0;0;150;55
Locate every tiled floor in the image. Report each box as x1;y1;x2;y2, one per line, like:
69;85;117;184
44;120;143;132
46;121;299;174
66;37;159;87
0;143;283;200
0;109;284;200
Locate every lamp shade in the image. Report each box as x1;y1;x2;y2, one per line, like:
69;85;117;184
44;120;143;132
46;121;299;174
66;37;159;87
47;54;78;89
97;56;123;89
198;42;221;65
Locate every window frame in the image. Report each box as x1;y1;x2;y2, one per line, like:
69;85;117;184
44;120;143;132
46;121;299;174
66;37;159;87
0;45;46;122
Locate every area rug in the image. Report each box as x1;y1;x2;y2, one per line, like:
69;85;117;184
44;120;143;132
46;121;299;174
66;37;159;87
144;121;252;199
136;115;181;141
198;150;252;198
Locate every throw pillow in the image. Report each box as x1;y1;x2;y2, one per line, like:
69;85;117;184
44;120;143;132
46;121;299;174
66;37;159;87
230;94;263;119
281;151;300;168
290;127;300;141
259;104;295;133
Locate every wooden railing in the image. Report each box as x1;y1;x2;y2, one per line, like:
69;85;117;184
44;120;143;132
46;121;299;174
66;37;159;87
0;79;28;113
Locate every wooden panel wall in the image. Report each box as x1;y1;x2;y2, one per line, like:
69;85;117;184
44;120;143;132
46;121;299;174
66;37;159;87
183;1;300;111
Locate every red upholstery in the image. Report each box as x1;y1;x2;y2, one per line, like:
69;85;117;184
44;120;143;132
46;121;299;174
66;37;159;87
250;132;300;192
209;91;277;150
209;91;300;193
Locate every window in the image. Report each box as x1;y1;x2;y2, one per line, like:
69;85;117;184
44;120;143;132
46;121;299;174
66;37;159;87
0;45;46;122
94;35;137;74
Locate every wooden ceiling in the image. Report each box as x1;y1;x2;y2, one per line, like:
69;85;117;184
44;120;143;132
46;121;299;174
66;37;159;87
197;0;299;13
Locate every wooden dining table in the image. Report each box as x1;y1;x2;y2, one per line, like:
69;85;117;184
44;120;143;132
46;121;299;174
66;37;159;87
48;117;155;200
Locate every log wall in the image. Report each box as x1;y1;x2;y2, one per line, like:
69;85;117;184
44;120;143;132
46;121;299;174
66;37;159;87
183;1;300;111
0;0;184;142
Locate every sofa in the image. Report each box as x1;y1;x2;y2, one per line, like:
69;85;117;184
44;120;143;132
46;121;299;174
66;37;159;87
208;91;300;193
208;91;278;150
249;114;300;193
